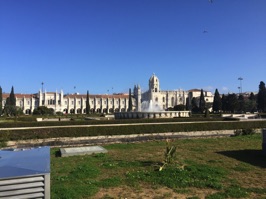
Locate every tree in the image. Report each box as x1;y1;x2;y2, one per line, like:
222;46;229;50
9;86;16;106
33;106;54;115
238;94;245;113
0;86;2;115
249;92;256;101
4;86;17;116
205;108;210;118
185;97;190;110
257;81;266;112
86;90;90;114
221;94;227;112
212;89;221;113
227;93;239;113
191;97;200;113
128;88;132;112
173;104;186;111
199;89;206;113
245;92;257;113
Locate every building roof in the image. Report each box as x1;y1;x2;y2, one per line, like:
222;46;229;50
187;89;212;93
187;89;202;92
1;92;129;99
2;93;37;99
64;93;129;99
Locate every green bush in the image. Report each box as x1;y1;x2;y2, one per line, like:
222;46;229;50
234;128;256;136
0;121;265;141
0;117;225;128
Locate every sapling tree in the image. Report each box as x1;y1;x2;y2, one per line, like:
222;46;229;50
128;88;132;112
86;90;90;114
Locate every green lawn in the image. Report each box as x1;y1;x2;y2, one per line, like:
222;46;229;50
51;134;266;199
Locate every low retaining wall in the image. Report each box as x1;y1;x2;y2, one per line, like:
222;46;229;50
6;130;235;148
114;111;190;119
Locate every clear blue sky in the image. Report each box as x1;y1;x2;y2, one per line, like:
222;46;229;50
0;0;265;95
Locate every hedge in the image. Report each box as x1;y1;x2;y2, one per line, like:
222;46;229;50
0;117;225;128
0;120;266;142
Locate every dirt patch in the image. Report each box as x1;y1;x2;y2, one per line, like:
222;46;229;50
93;185;216;199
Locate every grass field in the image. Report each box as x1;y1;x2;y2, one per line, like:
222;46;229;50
50;134;266;199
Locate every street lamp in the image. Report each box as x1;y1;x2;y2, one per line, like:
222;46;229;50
41;82;44;93
238;77;243;94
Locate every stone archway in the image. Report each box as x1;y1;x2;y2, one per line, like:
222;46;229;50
25;109;31;115
63;109;68;114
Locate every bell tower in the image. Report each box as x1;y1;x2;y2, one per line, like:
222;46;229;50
149;73;160;93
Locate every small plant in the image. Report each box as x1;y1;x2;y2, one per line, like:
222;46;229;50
159;139;177;171
234;128;255;136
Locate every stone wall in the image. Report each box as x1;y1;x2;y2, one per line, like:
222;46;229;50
6;130;235;148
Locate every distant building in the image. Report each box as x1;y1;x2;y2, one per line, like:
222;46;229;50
133;74;187;111
187;89;214;110
1;74;214;114
2;91;130;114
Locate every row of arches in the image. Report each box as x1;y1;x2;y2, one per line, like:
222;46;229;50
62;108;127;114
25;107;128;115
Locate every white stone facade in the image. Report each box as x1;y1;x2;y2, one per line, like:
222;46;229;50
1;74;214;114
187;89;214;110
2;91;130;114
134;74;188;111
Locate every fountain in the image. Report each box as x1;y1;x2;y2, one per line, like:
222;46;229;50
114;100;190;119
141;100;162;112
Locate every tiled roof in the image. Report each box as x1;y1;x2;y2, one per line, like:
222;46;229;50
187;89;201;92
2;93;37;99
64;94;129;99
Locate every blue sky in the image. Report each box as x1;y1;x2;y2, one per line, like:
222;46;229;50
0;0;265;95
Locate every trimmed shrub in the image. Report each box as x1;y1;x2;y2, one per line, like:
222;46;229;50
0;121;265;141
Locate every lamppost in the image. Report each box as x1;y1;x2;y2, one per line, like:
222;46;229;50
41;82;44;93
238;77;243;94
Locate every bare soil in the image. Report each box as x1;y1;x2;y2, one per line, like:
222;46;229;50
94;184;216;199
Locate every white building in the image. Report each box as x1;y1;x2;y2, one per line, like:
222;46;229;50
2;91;130;114
187;89;214;110
1;74;214;114
134;74;187;111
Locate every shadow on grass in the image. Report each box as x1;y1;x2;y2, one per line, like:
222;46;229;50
217;150;266;168
140;160;159;167
55;150;61;157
